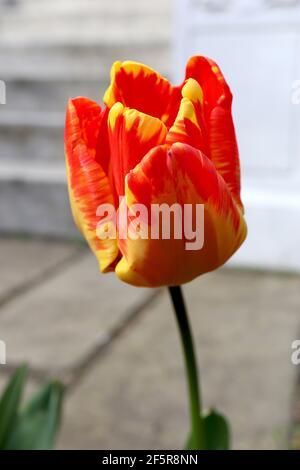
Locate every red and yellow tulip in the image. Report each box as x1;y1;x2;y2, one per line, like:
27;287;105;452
65;56;247;287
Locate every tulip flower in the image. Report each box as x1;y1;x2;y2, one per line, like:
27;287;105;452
65;56;247;288
65;56;247;450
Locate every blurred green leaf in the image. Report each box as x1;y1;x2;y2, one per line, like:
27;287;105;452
4;381;64;450
0;365;28;448
23;380;62;417
0;365;63;450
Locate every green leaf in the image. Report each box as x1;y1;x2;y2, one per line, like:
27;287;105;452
0;365;28;448
22;380;62;417
185;408;231;450
4;381;64;450
4;413;49;450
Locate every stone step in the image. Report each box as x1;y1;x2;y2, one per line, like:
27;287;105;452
0;17;170;44
4;60;172;110
0;29;169;46
9;69;175;112
0;111;64;163
0;41;170;80
0;4;170;23
1;40;170;112
0;0;170;44
0;160;74;237
0;0;171;237
5;0;169;14
4;78;108;112
3;0;169;17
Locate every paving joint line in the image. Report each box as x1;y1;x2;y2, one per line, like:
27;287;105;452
0;288;163;392
0;245;85;311
64;289;163;391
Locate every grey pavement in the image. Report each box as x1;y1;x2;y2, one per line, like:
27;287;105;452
0;238;299;450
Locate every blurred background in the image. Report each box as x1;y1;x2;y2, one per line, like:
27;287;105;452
0;0;299;450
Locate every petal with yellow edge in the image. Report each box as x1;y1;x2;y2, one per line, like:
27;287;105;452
108;102;167;196
185;56;242;208
65;97;119;272
185;56;230;112
104;61;181;127
115;143;247;287
166;84;205;153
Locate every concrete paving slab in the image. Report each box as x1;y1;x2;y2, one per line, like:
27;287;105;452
0;238;79;303
58;270;300;450
0;251;155;378
184;270;300;450
0;174;77;238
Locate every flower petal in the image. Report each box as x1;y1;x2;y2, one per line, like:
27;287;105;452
166;93;206;152
185;56;230;111
185;56;242;207
115;143;247;287
104;61;181;126
65;97;119;272
108;102;167;196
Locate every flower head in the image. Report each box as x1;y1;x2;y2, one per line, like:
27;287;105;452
65;56;247;287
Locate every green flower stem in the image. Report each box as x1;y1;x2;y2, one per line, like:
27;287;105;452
168;286;206;450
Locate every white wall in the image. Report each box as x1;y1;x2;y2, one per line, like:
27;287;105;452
174;0;300;271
